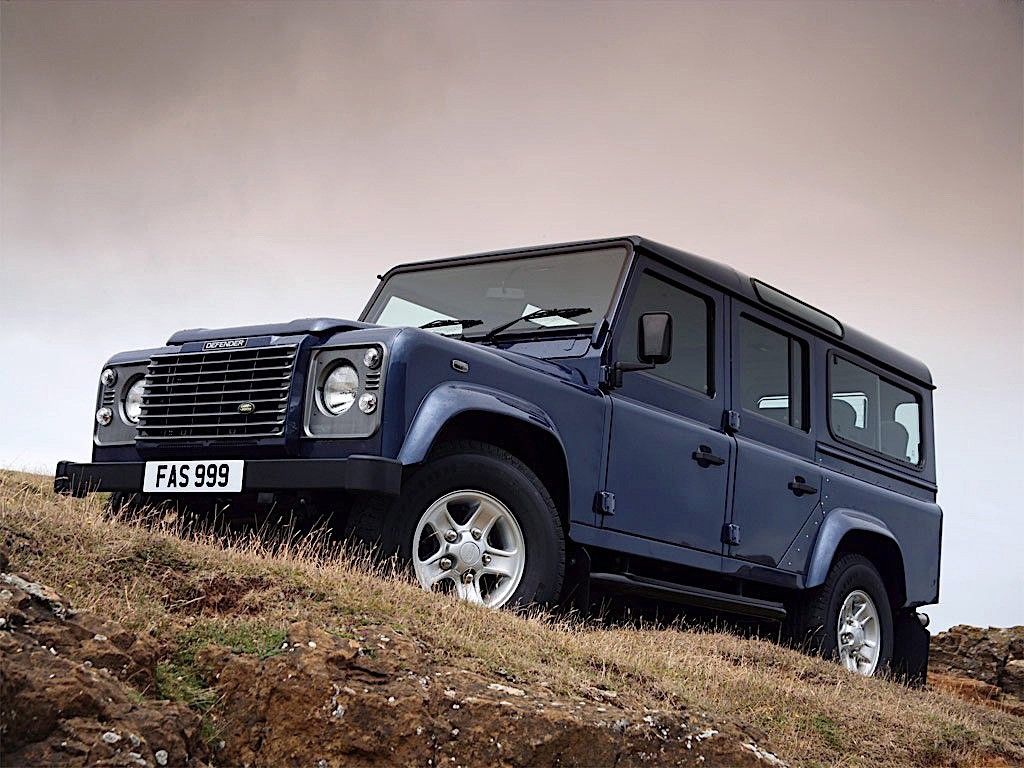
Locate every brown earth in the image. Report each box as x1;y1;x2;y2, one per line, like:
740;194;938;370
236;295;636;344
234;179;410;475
2;470;1023;768
0;568;208;767
0;559;782;767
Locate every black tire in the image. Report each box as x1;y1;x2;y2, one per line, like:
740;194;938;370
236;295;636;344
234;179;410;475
345;441;565;608
785;553;894;675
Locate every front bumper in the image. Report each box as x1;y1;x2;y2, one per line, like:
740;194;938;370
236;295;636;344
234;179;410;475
54;456;402;497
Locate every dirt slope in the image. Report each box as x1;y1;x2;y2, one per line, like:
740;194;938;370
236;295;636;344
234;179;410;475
1;471;1021;767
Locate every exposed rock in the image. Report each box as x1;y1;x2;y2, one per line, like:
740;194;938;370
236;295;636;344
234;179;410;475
1002;659;1024;699
930;625;1024;715
197;621;788;767
0;573;207;766
0;562;790;767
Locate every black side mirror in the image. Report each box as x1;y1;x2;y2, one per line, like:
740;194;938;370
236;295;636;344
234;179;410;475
638;312;672;365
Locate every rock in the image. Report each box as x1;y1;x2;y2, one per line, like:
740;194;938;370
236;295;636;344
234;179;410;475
930;625;1024;687
930;625;1024;713
0;575;207;767
197;621;785;767
1002;659;1024;699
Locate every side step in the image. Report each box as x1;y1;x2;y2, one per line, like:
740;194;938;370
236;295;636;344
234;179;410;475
589;572;787;621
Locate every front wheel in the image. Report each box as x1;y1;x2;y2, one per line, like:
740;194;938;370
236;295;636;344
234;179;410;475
786;554;894;677
346;441;565;610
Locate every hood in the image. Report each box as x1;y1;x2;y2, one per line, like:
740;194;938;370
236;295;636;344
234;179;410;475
166;318;374;345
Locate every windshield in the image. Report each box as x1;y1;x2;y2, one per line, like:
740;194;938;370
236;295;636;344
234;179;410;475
363;247;629;340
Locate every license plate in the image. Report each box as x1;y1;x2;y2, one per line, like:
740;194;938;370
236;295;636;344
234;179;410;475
143;460;244;493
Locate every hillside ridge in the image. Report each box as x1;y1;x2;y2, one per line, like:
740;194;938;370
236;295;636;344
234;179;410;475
1;471;1021;767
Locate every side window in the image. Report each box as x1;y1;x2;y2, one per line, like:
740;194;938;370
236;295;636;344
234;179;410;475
829;355;922;465
620;270;713;395
739;316;807;429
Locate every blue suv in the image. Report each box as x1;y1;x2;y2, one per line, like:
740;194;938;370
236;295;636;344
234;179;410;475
56;237;939;681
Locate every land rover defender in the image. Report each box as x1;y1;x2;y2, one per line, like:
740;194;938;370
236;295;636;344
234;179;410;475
56;237;939;680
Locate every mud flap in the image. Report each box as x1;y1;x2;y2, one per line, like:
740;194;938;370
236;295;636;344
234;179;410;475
891;610;930;686
562;545;592;612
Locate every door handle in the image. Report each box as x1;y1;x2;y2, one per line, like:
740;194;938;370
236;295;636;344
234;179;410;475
788;476;818;496
692;446;726;467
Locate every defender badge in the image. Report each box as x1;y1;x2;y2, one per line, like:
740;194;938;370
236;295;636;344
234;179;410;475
203;338;247;351
237;402;256;414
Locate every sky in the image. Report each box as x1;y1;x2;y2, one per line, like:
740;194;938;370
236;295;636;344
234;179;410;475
1;0;1021;631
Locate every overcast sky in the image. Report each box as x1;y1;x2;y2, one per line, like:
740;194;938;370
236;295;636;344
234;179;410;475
2;1;1021;631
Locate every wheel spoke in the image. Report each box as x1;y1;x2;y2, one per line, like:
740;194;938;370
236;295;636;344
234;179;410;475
467;499;504;538
424;501;458;536
482;548;519;579
417;554;451;587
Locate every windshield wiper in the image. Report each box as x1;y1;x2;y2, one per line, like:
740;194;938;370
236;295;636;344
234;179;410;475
479;306;592;343
419;318;484;331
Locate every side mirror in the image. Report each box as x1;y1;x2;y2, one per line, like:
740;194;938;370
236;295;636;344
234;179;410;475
638;312;672;365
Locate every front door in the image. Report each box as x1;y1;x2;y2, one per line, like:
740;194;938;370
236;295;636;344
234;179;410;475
603;263;732;557
727;304;822;569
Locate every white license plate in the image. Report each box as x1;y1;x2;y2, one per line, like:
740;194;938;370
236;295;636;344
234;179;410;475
143;460;244;493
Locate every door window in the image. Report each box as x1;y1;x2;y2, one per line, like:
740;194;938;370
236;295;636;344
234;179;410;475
829;355;922;465
619;270;713;396
739;316;807;429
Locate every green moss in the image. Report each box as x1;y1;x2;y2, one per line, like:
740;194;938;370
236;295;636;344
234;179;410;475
175;619;288;665
156;619;287;712
807;714;846;752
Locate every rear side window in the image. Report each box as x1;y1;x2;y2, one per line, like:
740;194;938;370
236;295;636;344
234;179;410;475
829;355;922;465
619;270;713;395
739;316;807;429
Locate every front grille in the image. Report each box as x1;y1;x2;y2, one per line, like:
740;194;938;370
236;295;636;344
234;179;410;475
137;345;297;441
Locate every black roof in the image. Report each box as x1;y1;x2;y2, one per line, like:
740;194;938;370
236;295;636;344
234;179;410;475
378;235;934;388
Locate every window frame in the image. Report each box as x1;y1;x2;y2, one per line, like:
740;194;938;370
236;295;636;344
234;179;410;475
615;266;716;399
825;350;925;470
736;313;810;433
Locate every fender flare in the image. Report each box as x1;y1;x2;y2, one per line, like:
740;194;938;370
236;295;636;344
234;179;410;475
805;508;906;593
397;381;566;466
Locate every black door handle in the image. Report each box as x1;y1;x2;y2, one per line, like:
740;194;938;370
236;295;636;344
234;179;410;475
692;446;726;467
788;476;818;496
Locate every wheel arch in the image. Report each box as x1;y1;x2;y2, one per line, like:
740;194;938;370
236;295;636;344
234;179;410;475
397;383;571;524
806;509;908;608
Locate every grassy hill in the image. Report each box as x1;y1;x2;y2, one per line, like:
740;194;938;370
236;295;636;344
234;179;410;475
1;470;1021;767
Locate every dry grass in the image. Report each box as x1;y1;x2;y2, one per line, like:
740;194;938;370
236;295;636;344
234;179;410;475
1;469;1021;767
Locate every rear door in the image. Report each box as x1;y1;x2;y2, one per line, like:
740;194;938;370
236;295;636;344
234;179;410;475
603;261;733;557
727;302;822;569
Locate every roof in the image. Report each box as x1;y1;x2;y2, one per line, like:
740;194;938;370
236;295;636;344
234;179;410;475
376;235;934;388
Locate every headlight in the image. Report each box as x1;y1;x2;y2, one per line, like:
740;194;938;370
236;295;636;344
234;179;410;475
100;368;118;387
123;377;146;424
96;407;113;426
320;362;359;415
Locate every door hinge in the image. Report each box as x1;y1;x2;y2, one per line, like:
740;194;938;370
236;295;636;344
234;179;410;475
722;523;741;546
723;409;741;433
594;491;616;515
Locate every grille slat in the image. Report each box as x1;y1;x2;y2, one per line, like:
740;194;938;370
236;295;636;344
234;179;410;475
138;344;297;441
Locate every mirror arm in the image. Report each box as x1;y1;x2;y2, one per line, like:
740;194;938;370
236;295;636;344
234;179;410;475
602;361;656;391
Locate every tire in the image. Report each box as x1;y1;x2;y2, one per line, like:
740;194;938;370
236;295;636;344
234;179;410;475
785;554;894;676
345;441;565;609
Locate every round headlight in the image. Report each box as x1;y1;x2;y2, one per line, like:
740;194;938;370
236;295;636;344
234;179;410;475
363;348;382;369
100;368;118;387
358;392;378;414
321;362;359;415
123;377;146;424
95;407;113;426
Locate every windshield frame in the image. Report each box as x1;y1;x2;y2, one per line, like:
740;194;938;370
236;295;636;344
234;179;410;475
359;240;637;345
